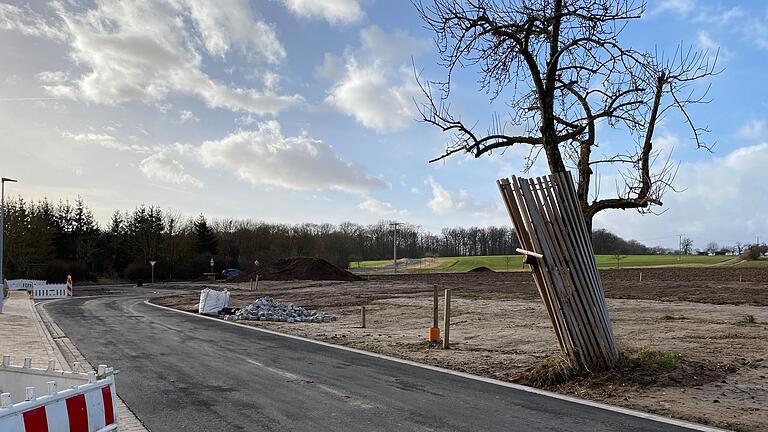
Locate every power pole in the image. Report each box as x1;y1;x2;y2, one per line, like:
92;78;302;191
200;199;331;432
389;222;402;273
678;234;683;260
1;177;19;291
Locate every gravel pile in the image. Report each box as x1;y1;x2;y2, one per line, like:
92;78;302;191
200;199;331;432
228;297;335;323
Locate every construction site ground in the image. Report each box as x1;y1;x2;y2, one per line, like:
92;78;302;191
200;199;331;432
148;268;768;432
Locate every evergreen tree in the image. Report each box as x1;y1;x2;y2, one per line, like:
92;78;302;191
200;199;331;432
194;214;217;256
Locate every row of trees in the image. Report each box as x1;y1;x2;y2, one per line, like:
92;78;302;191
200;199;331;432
0;197;519;281
3;196;689;282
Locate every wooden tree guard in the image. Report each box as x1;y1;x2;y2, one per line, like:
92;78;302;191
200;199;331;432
497;172;620;368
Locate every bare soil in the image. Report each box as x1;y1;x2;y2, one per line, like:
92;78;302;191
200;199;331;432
152;268;768;431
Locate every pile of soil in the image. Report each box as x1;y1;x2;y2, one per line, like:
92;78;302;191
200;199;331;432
236;257;362;282
467;266;495;273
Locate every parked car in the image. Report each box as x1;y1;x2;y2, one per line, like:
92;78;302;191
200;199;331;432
221;269;241;279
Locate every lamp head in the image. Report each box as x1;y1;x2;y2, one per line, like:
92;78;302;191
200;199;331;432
1;178;18;183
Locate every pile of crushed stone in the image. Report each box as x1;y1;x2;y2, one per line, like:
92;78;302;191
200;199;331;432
226;297;335;323
235;257;362;282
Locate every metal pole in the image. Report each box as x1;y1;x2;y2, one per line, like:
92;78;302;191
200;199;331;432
393;223;398;273
0;181;4;314
1;180;4;287
390;221;402;273
0;178;17;290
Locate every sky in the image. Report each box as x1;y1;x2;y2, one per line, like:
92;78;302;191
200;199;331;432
0;0;767;251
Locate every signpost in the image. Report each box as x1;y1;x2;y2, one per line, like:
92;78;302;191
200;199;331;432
149;260;157;284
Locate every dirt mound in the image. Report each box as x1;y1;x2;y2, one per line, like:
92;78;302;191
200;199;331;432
237;257;362;282
467;266;495;273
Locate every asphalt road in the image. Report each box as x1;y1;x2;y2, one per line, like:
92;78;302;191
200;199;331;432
45;289;702;431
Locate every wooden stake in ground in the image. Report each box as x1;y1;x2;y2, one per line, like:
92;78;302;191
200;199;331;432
443;289;451;349
361;306;366;328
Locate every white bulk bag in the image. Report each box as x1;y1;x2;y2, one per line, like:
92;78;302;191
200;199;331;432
198;288;230;315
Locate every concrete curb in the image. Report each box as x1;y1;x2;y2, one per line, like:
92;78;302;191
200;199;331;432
28;297;70;372
146;299;731;432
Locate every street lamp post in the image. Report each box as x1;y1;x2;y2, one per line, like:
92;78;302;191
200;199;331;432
1;177;19;314
149;260;157;284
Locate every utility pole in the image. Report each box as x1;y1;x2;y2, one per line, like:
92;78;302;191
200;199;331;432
389;222;402;273
678;234;683;261
1;177;18;314
1;178;19;284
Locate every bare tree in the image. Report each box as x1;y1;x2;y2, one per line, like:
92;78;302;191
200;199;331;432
414;0;717;231
681;237;694;255
705;241;718;255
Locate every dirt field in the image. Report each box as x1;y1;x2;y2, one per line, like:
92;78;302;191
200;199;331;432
153;268;768;431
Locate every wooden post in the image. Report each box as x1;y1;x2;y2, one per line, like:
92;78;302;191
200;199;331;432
249;278;253;290
443;289;451;349
639;272;642;282
433;285;439;328
255;275;259;290
361;306;366;328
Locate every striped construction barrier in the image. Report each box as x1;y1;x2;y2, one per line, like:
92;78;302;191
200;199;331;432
4;280;47;292
30;278;73;300
0;355;118;432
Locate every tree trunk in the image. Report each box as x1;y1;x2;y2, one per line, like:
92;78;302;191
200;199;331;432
582;211;594;235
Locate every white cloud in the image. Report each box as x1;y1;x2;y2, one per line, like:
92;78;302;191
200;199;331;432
595;142;768;248
280;0;364;24
427;177;491;215
327;61;421;132
654;0;696;16
140;152;203;187
181;0;285;62
0;3;66;40
324;26;431;133
360;26;431;65
738;120;766;140
358;197;409;216
696;31;717;51
179;110;199;123
314;52;346;81
11;1;301;115
653;132;679;159
197;120;386;194
62;131;152;154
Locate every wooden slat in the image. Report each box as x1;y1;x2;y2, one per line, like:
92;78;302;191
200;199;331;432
555;172;619;358
516;178;583;362
505;178;574;357
497;171;620;367
535;176;612;365
497;179;568;353
524;177;597;365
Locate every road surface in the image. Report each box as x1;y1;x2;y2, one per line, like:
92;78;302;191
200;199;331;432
45;289;705;431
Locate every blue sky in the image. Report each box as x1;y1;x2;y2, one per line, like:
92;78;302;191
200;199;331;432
0;0;767;250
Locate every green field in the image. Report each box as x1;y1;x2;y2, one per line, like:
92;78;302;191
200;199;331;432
353;254;734;273
734;257;768;268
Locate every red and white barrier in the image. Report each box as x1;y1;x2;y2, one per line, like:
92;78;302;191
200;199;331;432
4;280;47;292
0;356;118;432
30;277;73;300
